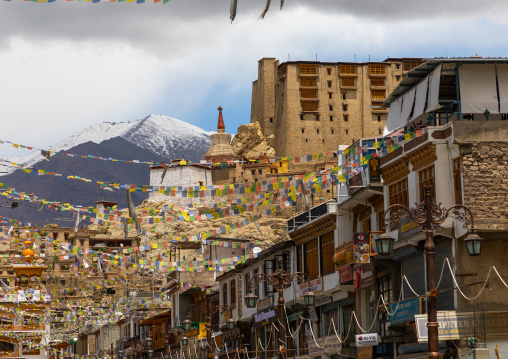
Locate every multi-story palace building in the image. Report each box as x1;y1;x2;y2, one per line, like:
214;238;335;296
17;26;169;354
250;57;423;157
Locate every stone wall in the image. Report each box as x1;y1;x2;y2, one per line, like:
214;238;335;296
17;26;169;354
460;141;508;231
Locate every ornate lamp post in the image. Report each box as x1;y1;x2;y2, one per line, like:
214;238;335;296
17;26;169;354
244;260;315;359
378;186;483;359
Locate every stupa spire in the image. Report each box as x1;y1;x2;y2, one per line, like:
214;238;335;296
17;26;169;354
217;105;225;133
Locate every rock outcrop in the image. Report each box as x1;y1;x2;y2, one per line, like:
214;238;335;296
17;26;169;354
232;122;275;158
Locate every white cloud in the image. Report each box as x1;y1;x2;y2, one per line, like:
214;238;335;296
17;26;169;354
1;1;508;160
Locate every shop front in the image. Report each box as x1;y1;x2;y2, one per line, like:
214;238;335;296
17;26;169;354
252;306;279;359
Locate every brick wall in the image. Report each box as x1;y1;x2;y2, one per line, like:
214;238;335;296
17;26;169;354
460;141;508;231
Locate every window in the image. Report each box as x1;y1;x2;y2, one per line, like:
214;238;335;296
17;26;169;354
316;115;320;121
305;239;319;279
300;114;304;121
343;104;348;112
264;260;274;294
251;170;255;175
342;77;355;87
60;279;66;286
396;64;400;70
328;92;333;99
258;169;262;175
453;158;463;205
342;305;354;341
328;81;332;88
378;129;382;135
244;272;251;294
371;90;386;100
389;178;409;229
305;139;308;142
329;105;333;111
371;78;385;87
344;115;349;122
396;75;401;81
301;88;317;98
230;280;236;309
403;60;423;72
301;100;318;111
302;128;305;133
377;274;393;337
345;129;349;134
301;78;316;87
269;117;273;123
317;129;320;134
253;268;259;297
339;65;357;74
389;178;409;207
296;245;303;272
419;166;436;203
222;283;228;305
327;68;332;75
322;139;325;143
342;93;347;100
377;115;381;122
329;116;333;121
322;308;338;337
299;64;318;75
331;129;334;134
369;64;386;75
321;232;335;275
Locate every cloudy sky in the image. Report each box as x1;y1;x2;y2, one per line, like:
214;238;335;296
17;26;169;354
0;0;507;158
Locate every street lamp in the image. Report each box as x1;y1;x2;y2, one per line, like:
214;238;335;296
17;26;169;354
182;319;192;332
148;350;154;358
145;337;153;349
246;259;313;359
244;293;258;308
464;232;483;256
226;318;235;330
375;232;395;255
180;337;189;346
382;186;482;359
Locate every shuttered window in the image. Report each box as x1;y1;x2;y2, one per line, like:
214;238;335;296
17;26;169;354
321;232;335;275
305;239;319;279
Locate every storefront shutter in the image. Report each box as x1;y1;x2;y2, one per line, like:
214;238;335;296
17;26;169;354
321;302;339;313
435;239;454;311
401;252;425;300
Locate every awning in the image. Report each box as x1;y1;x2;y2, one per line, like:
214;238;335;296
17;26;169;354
459;64;499;114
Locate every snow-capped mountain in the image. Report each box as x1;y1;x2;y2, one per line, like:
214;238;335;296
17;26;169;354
4;115;212;172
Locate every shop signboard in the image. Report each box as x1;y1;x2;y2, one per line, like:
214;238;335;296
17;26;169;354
306;335;342;357
253;307;278;328
308;308;319;322
257;296;272;311
355;333;379;347
357;346;373;359
339;265;353;284
347;171;364;195
315;296;332;307
398;216;422;241
415;311;508;342
297;277;323;297
389;298;422;325
353;232;370;264
369;158;381;183
354;263;375;290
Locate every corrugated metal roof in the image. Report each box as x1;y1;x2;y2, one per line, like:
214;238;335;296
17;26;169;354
384;57;508;106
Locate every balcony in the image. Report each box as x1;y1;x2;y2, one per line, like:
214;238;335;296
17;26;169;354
287;200;338;242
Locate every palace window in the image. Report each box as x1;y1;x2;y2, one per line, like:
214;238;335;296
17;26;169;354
327;68;332;75
371;90;386;100
371;78;385;87
301;78;316;87
369;64;386;75
299;64;318;75
341;77;355;87
339;65;357;75
301;88;317;98
301;100;318;112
